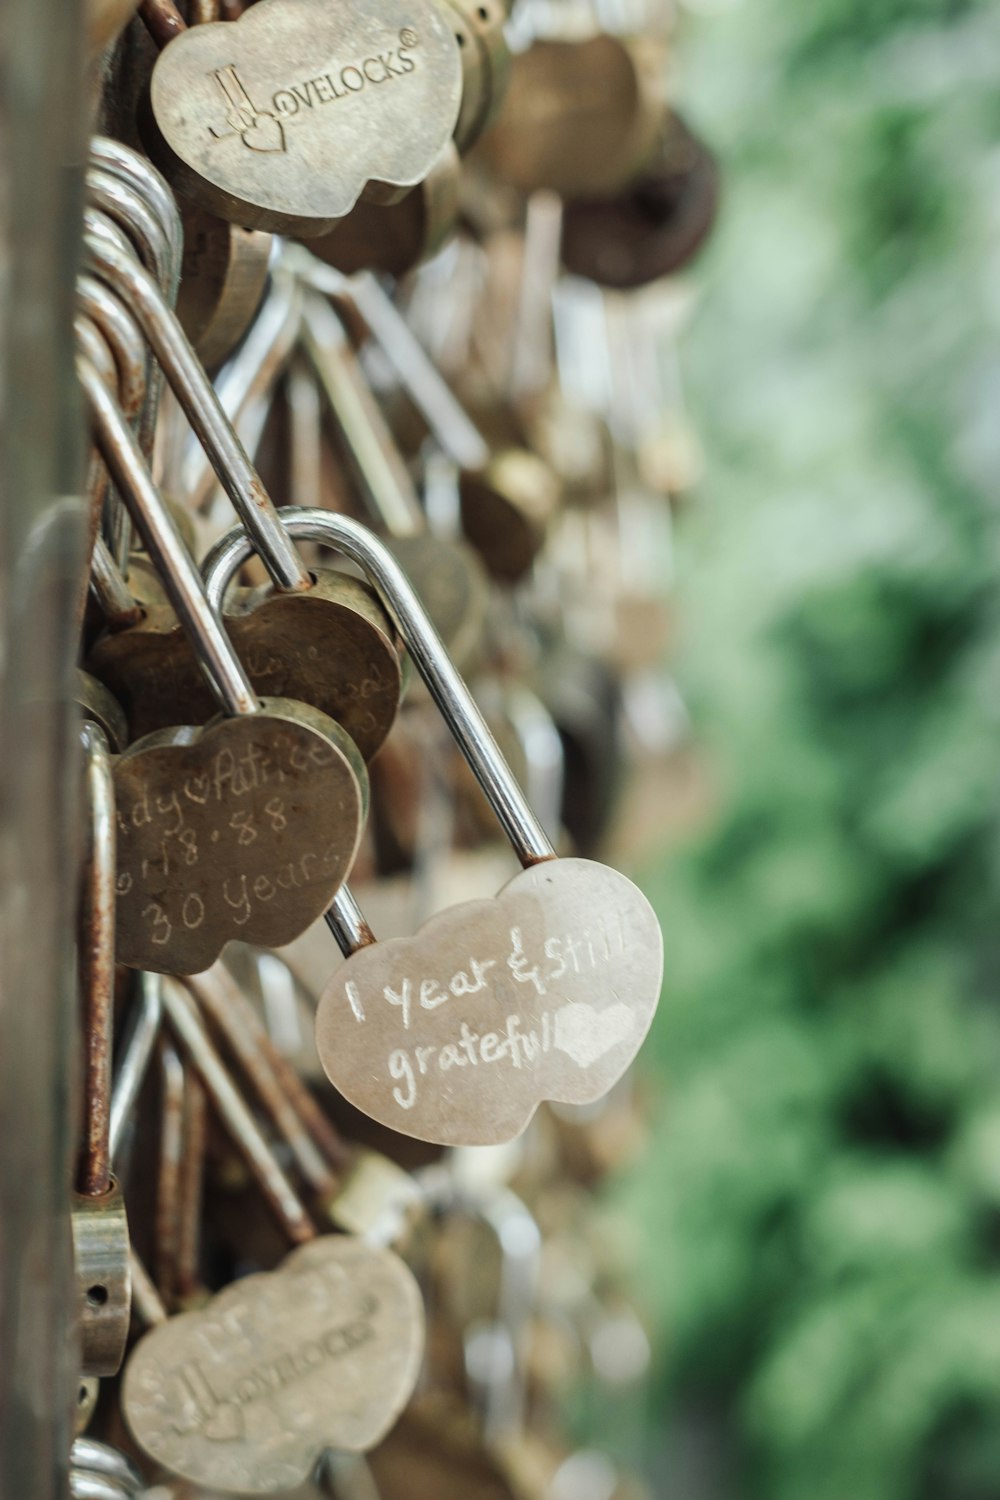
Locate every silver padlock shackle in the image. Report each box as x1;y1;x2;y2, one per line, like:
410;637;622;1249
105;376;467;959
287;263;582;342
76;275;148;433
294;250;491;473
416;1168;541;1441
202;507;556;868
89;533;143;632
77;349;258;718
299;291;426;538
71;1439;145;1500
82;212;311;595
84;170;177;536
161;976;318;1246
85;166;177;305
78;721;116;1200
88;137;183;293
181;269;303;514
110;973;163;1168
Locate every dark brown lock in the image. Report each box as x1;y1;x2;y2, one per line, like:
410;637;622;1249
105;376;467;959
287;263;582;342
560;111;720;288
475;34;665;200
300;142;460;279
88;569;402;763
175;198;272;371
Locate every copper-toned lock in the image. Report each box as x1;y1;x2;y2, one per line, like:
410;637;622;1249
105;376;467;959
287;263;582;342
475;33;665;200
560;111;720;288
137;0;464;233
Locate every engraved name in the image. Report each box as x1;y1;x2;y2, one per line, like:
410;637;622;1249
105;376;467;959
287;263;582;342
207;29;420;151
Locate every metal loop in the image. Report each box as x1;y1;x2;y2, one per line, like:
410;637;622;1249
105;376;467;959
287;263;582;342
82;216;310;595
88;138;183;293
202;508;555;866
77;351;259;718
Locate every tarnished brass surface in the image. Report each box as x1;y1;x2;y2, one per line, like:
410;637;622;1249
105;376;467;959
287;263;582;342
72;1179;132;1377
143;0;463;233
476;35;663;200
122;1237;425;1492
315;858;663;1147
176;201;272;372
88;571;402;761
384;531;489;675
114;700;368;973
301;141;459;278
458;447;561;583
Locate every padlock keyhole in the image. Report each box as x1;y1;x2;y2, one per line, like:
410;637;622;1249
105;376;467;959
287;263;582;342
86;1283;108;1308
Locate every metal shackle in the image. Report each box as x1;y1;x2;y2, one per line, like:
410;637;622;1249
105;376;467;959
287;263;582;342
82;212;310;594
202;508;555;871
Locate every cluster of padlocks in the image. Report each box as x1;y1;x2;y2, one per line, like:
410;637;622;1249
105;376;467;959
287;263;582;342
73;0;715;1493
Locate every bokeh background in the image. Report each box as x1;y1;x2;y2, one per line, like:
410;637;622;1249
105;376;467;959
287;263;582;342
598;0;1000;1495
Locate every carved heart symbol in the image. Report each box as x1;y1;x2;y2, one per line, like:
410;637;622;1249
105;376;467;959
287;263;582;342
202;1402;244;1444
242;112;285;154
315;857;663;1147
113;704;367;975
143;0;464;234
552;1000;636;1069
123;1238;424;1495
184;772;211;805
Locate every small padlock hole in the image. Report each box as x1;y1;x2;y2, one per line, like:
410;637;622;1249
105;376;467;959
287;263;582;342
86;1283;108;1308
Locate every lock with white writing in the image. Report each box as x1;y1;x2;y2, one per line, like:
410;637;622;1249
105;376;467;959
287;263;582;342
202;508;664;1149
138;0;464;234
79;348;369;975
84;218;404;763
73;720;132;1379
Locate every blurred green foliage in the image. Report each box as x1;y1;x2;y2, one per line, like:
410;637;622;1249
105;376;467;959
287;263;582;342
617;1;1000;1496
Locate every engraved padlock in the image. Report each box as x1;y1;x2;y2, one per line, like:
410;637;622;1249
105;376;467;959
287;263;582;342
79;344;370;974
73;721;132;1378
202;507;664;1149
138;0;465;234
84;219;403;761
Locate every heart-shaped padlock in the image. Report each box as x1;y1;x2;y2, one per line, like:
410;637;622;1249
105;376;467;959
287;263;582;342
83;222;404;761
142;0;464;234
202;509;664;1149
122;1236;425;1493
79;353;368;975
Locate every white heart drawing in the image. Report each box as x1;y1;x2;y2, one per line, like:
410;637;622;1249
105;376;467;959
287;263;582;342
553;1001;636;1069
